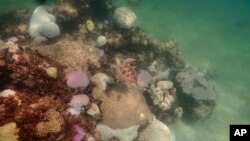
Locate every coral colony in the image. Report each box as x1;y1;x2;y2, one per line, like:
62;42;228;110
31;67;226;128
0;0;216;141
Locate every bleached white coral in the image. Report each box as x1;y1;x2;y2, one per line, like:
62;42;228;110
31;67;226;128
28;6;60;38
96;124;139;141
138;116;175;141
148;81;175;111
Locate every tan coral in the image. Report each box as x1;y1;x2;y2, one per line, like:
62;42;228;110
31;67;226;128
87;103;101;117
100;83;153;129
91;73;113;99
35;109;64;137
0;122;19;141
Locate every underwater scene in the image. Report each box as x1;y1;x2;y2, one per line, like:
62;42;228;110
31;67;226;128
0;0;249;141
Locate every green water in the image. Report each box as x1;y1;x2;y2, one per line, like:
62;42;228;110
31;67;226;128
115;0;250;140
0;0;56;15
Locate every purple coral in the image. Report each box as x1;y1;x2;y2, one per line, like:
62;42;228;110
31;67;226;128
72;125;85;141
66;71;89;89
137;70;152;87
175;67;216;100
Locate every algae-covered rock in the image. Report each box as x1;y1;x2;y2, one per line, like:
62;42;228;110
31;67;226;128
35;109;64;137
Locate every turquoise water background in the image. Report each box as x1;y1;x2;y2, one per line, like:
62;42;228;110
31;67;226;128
1;0;250;141
114;0;250;140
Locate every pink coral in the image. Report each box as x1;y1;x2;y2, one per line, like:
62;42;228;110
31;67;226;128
68;94;89;108
72;125;85;141
66;71;89;89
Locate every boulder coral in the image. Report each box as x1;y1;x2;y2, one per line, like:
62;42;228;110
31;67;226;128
28;6;60;38
113;7;136;29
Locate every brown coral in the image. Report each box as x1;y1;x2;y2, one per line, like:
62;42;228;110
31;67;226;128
0;45;73;102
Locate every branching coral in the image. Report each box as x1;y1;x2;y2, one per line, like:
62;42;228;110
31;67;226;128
148;81;176;111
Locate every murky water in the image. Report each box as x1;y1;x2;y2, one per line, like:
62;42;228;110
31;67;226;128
115;0;250;140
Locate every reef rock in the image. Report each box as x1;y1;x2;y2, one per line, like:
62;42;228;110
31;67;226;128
32;38;100;73
175;66;216;121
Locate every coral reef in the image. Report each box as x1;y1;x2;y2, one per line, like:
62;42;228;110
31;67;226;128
0;0;217;140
